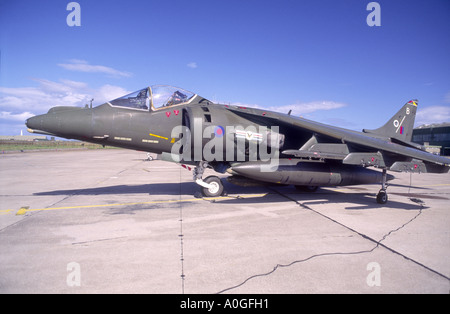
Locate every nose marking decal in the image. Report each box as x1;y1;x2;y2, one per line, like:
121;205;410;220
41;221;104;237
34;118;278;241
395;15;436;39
149;133;169;140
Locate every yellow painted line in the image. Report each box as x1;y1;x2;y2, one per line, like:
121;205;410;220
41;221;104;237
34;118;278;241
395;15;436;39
149;133;168;140
0;209;14;215
21;199;203;213
5;193;268;215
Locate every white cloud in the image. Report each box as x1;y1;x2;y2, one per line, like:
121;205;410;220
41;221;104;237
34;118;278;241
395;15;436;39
0;78;131;127
0;111;34;121
0;80;88;113
0;86;48;98
58;59;132;78
96;84;131;102
415;105;450;126
187;62;198;69
0;59;132;135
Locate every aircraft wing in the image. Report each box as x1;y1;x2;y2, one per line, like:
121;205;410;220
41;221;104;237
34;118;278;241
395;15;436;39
225;105;450;174
285;116;449;172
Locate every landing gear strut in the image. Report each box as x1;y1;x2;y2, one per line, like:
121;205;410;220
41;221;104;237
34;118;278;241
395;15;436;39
376;169;388;204
193;161;224;197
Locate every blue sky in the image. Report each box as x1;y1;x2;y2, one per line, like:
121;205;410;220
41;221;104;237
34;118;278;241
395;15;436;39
1;0;449;136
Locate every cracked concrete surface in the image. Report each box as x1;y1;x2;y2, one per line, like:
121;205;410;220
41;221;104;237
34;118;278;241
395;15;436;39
0;149;449;293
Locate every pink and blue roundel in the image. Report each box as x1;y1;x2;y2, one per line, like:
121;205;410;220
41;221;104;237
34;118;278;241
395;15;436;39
214;126;225;138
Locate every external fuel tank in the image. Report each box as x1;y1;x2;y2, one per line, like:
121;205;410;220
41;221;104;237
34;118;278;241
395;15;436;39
231;159;395;186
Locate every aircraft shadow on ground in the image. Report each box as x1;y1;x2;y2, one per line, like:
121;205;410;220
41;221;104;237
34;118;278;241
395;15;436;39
295;191;429;211
292;184;433;211
220;183;429;211
34;182;197;196
34;180;429;211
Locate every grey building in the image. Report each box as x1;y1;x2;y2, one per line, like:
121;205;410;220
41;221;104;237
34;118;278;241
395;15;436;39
412;123;450;156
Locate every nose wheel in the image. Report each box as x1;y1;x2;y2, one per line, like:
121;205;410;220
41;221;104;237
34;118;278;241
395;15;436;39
201;176;224;197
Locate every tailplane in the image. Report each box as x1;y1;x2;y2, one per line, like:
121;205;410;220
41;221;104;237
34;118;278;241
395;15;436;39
363;100;418;142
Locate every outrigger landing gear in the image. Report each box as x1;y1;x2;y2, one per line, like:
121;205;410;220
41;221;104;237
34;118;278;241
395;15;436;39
193;161;224;197
376;169;389;204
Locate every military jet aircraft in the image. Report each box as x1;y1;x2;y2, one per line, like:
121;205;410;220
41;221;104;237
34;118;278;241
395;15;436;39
26;85;450;204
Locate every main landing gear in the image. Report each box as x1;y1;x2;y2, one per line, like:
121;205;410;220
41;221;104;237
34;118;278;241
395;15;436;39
376;169;389;204
193;161;224;197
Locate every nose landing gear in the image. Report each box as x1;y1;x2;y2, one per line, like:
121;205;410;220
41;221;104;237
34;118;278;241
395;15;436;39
193;161;224;197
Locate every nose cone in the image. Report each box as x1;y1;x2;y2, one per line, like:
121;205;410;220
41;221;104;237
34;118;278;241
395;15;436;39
26;112;60;136
26;106;92;139
26;115;42;131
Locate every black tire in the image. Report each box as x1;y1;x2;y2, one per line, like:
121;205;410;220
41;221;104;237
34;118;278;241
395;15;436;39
295;185;319;192
376;190;388;204
201;176;224;197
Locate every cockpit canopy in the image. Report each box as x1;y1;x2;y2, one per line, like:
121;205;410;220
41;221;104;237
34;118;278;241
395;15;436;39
108;85;196;111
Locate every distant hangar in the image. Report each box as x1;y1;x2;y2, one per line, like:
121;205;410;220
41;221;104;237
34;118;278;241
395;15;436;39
412;122;450;156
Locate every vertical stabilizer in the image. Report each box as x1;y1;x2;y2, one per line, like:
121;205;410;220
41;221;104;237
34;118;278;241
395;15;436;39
363;100;418;142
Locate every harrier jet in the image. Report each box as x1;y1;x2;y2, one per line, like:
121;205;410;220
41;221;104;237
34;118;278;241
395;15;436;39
26;85;450;203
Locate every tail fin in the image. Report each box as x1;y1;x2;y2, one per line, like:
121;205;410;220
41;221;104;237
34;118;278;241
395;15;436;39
363;100;418;142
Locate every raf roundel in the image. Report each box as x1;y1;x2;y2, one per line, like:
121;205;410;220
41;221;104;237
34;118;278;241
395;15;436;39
214;125;225;138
